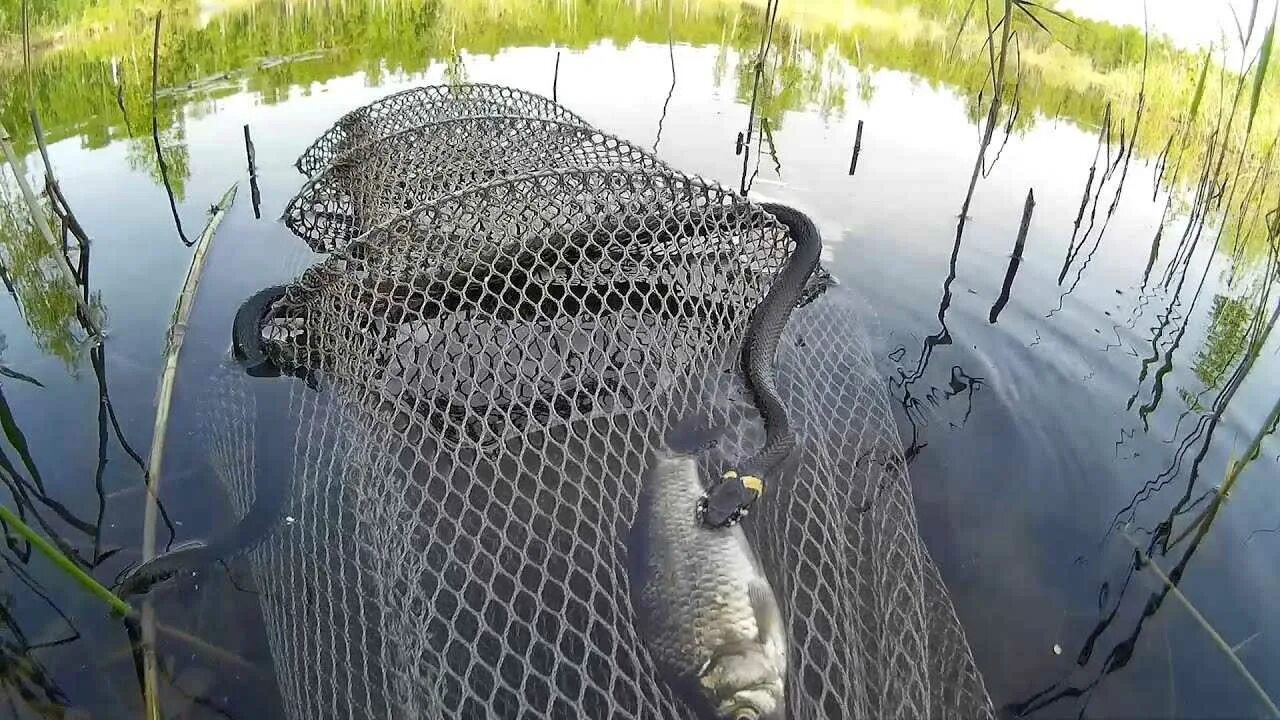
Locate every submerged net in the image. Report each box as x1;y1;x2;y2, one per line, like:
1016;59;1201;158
212;85;994;720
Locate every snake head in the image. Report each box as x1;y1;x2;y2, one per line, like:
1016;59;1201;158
696;470;762;528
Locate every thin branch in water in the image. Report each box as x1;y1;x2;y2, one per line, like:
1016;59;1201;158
112;59;132;133
983;31;1023;177
552;50;560;103
1246;523;1280;544
654;0;676;153
29;113;89;254
960;0;1015;223
1122;531;1280;718
22;1;89;260
150;13;191;247
1153;134;1174;200
739;0;779;196
1140;209;1167;290
949;0;979;59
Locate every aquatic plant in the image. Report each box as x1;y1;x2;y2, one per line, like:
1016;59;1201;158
0;504;132;616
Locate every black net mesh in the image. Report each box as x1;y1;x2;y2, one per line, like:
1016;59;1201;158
294;84;589;178
213;85;994;720
286;116;671;253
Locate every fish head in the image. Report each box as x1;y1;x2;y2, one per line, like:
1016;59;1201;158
700;644;785;720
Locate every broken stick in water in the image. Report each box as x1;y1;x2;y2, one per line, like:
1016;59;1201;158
990;188;1036;324
849;119;864;176
244;124;261;219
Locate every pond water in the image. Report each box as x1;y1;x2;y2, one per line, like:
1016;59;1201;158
2;1;1279;718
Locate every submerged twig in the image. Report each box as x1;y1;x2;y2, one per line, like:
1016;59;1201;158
1122;529;1280;717
139;182;238;720
105;620;256;673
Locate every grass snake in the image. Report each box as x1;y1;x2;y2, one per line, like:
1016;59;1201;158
116;202;823;596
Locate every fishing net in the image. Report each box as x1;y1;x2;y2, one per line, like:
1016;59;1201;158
285;116;670;253
294;84;589;178
210;87;994;720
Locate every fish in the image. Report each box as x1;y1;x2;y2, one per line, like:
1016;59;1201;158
628;418;788;720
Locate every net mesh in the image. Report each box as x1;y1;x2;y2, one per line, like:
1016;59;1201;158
210;86;994;720
294;84;589;178
286;116;671;253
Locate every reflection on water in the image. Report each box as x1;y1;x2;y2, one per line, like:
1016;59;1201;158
0;0;1279;718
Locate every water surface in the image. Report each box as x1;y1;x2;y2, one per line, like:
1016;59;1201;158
2;1;1279;718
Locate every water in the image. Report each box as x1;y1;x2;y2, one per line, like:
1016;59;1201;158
2;1;1279;718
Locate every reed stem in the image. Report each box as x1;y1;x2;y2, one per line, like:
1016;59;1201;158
0;504;132;617
139;182;238;720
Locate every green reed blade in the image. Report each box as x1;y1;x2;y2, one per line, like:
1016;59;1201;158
0;503;133;617
1247;4;1276;137
1189;49;1211;123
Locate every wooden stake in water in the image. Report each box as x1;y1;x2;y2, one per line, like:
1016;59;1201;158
848;119;865;176
990;188;1036;323
139;182;238;720
244;124;261;219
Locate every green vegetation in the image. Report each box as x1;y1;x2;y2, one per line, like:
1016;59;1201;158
2;0;1276;204
0;502;134;616
0;176;103;367
0;0;1278;281
1194;294;1254;389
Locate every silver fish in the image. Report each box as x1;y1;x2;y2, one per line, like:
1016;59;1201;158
628;427;788;720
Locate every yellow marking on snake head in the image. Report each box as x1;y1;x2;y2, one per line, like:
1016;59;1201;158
740;475;764;495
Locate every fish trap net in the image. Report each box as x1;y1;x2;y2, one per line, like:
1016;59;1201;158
285;116;671;253
212;87;993;720
294;84;589;178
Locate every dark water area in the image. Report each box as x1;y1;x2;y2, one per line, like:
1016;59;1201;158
2;1;1279;718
